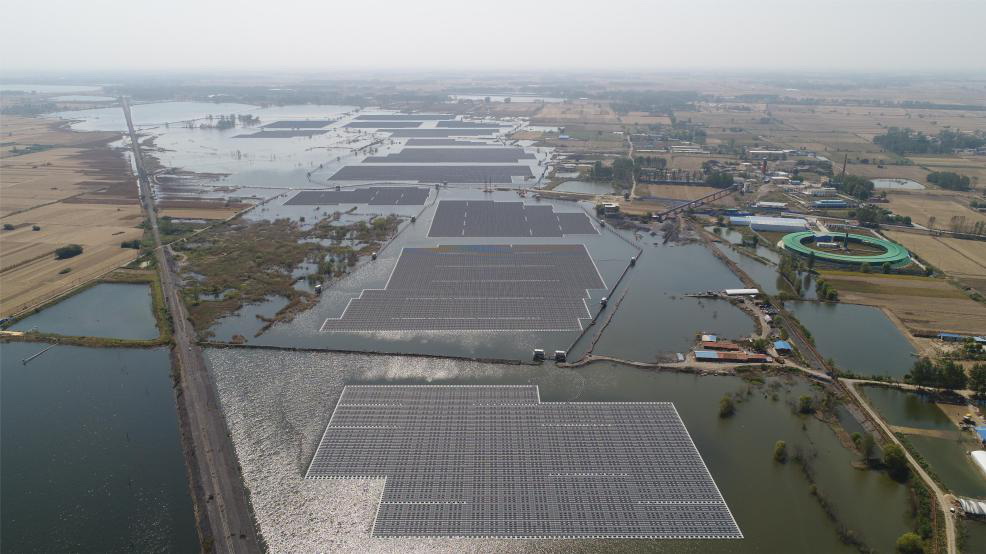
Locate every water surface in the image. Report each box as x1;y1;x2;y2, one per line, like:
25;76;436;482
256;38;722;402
11;283;159;340
787;301;916;378
1;343;197;553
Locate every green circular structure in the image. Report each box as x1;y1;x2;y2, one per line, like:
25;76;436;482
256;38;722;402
781;231;911;267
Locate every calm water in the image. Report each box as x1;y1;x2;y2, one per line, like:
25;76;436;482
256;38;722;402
208;347;912;553
554;180;615;194
1;343;197;553
11;283;159;340
577;240;756;360
871;178;925;190
787;301;916;378
861;386;986;498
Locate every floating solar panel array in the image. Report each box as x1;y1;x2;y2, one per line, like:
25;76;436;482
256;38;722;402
233;130;328;139
355;114;454;121
261;120;334;129
428;200;597;237
285;187;429;206
362;148;534;164
385;129;499;137
329;165;533;183
345;121;423;128
306;385;742;539
436;120;505;128
403;139;492;146
320;244;604;332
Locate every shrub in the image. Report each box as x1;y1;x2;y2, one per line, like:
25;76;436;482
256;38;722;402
883;444;910;482
798;395;815;414
54;244;83;259
895;532;924;554
773;440;788;463
719;395;735;418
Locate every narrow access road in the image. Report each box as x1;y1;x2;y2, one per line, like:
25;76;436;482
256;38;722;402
122;97;262;554
843;378;956;554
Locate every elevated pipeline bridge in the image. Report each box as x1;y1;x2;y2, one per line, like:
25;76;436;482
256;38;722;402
652;184;739;221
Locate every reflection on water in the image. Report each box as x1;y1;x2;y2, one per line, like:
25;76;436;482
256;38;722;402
208;347;911;553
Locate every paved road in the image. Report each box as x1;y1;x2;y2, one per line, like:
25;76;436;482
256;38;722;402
843;379;957;554
122;98;261;554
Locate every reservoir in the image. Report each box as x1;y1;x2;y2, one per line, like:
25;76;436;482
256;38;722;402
787;301;916;378
0;343;197;552
871;178;925;190
10;282;159;340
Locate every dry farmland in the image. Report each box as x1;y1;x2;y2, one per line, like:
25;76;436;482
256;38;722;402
819;271;986;336
882;192;986;230
0;115;140;317
884;231;986;292
642;184;723;201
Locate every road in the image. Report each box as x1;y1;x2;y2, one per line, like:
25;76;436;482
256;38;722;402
843;378;957;554
122;98;262;554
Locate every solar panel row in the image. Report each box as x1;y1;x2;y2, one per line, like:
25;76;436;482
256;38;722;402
320;244;604;332
328;165;533;183
285;187;430;206
306;385;742;539
428;200;598;237
261;120;333;129
362;148;534;163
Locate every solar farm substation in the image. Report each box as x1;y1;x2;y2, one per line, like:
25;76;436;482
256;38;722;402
233;130;328;138
428;200;597;237
363;148;534;163
261;120;334;129
306;385;742;539
285;187;430;206
355;114;453;121
329;165;533;183
320;244;604;332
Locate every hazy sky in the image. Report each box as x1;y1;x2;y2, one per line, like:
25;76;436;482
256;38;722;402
2;0;984;74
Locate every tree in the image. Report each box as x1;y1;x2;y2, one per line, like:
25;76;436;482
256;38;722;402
719;395;735;418
895;532;924;554
882;261;892;274
705;172;735;188
906;357;938;387
773;440;788;463
938;359;967;390
927;171;971;191
798;396;815;414
969;364;986;398
883;444;910;482
54;244;83;259
860;263;871;273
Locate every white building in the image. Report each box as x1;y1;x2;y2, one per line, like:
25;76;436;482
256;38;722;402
729;216;809;232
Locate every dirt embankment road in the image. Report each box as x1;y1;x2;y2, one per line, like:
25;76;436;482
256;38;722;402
123;98;261;554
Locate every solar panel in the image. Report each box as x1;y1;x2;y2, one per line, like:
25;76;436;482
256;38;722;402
306;385;742;540
428;200;598;237
284;187;430;206
321;244;604;332
328;165;533;183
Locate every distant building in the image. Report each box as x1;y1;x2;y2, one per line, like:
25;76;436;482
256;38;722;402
729;216;809;232
812;199;848;209
808;187;838;197
753;201;788;210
